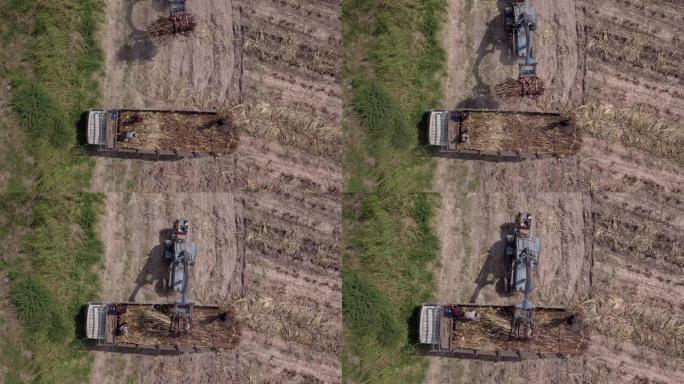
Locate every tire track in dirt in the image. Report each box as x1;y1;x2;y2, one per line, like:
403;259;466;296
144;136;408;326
235;0;342;119
429;0;683;383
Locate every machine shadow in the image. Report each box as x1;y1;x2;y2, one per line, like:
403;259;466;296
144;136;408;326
74;305;89;343
469;221;517;303
118;0;158;62
457;0;514;110
417;111;432;149
128;228;173;301
407;306;422;347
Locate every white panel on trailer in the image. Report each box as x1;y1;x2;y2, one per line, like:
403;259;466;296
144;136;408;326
86;304;107;340
419;305;441;344
87;110;107;145
428;111;449;146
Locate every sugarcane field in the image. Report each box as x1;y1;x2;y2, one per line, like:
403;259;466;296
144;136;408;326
82;0;343;382
427;0;683;383
0;0;681;384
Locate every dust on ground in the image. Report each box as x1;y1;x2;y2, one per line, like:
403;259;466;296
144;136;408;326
91;0;342;383
428;0;684;383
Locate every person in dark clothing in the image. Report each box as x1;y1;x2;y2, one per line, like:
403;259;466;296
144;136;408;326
452;111;471;123
117;322;129;336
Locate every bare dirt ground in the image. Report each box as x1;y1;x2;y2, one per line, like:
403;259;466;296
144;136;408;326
90;0;342;383
91;135;341;194
428;0;684;383
579;0;684;120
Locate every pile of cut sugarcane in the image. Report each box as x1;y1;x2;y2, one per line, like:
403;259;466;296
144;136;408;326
148;13;197;37
495;77;546;98
458;112;580;155
118;305;241;348
449;307;589;354
117;111;238;153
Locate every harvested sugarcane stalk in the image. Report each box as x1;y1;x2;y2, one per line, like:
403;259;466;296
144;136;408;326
495;77;546;98
457;112;580;155
117;305;240;348
448;307;588;354
116;110;238;153
148;13;197;37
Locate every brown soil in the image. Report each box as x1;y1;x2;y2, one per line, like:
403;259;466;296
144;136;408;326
91;135;341;194
91;0;342;383
429;0;684;383
579;0;684;120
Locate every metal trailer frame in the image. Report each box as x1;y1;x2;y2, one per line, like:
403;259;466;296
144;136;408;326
85;302;225;355
85;109;225;160
418;303;571;361
427;109;568;161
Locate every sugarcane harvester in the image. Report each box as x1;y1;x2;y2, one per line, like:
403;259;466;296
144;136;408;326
417;213;588;359
164;219;197;336
506;212;540;339
83;219;242;352
503;0;545;96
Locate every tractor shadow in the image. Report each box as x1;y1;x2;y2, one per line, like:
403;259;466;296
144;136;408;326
151;0;169;11
458;0;516;110
117;0;159;61
469;221;517;303
128;228;174;301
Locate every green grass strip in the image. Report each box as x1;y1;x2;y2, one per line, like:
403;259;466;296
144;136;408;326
343;0;447;383
0;0;106;383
